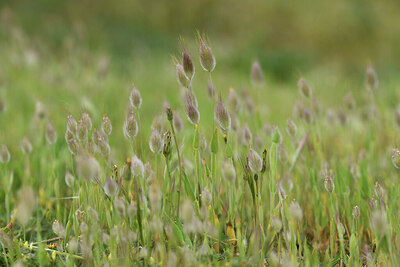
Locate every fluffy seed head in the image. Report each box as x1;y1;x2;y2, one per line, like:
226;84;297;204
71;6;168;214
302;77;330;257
298;78;312;98
182;51;195;80
242;124;253;146
67;114;78;135
289;201;303;221
65;171;75;187
185;92;200;125
35;101;46;120
344;92;355;110
151;115;163;134
98;139;111;158
176;64;190;88
16;186;37;227
391;148;400;169
271;217;282;232
20;137;32;154
286;119;297;137
46;122;57;145
130;86;142;109
371;210;387;235
101;115;112;135
65;129;74;143
227;88;240;114
77;119;88;143
131;155;144;177
0;145;10;164
52;220;66;238
199;39;216;72
352;205;360;219
366;66;378;92
250;61;264;88
248;149;262;173
67;139;78;155
201;187;212;206
81;112;92;130
375;182;384;199
123;114;138;139
114;197;126;217
221;160;236;182
149;130;164;154
214;98;231;134
104;177;118;197
324;177;335;193
76;154;100;182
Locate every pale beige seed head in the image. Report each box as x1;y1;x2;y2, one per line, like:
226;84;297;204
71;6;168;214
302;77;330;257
81;112;92;130
227;88;240;114
0;145;10;164
65;171;75;188
101;115;112;135
66;114;78;135
176;64;190;88
46;122;57;145
221;160;236;182
214;98;231;134
20;137;32;154
199;39;216;72
104;177;118;198
352;205;360;219
130;86;142;109
289;201;303;221
35;101;46;120
391;148;400;169
182;51;195;80
149;130;164;154
298;78;312;98
248;149;262;173
286;119;297;137
131;155;144;177
123;114;138;139
371;210;387;235
251;60;264;88
67;138;78;155
76;154;100;182
77;119;88;143
114;197;126;217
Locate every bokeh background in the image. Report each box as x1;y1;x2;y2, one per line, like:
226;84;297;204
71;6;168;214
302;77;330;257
1;0;400;149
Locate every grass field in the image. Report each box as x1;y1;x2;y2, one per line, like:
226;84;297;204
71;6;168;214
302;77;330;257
1;9;400;266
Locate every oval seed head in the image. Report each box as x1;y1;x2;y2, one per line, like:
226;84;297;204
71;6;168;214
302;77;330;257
104;177;118;198
45;122;57;145
130;86;142;109
151;115;163;134
81;112;92;130
98;139;111;158
52;220;66;238
289;201;303;221
344;92;355;110
298;78;312;98
375;182;384;199
0;145;10;164
66;114;78;135
149;130;164;154
271;217;282;232
65;129;74;143
182;51;195;80
114;197;126;217
163;131;172;157
243;124;253;146
65;171;75;188
123;114;138;139
101;115;112;135
131;155;144;177
77;120;88;144
227;88;240;114
250;61;264;88
35;101;46;120
144;162;153;180
92;128;107;146
165;106;173;122
176;64;190;88
173;112;183;132
120;162;132;180
352;205;360;220
185;96;200;125
324;178;335;193
201;187;212;206
371;210;387;235
221;160;236;182
76;154;100;182
286;119;297;137
214;98;231;134
20;137;32;154
366;66;378;92
248;149;262;173
391;148;400;169
67;138;78;155
199;39;216;72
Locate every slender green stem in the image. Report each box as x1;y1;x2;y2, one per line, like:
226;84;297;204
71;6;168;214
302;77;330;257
169;120;182;218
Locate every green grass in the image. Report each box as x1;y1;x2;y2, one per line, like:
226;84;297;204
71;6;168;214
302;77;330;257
1;24;400;266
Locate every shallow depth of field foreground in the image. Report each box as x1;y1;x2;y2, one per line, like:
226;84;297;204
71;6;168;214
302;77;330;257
2;3;400;266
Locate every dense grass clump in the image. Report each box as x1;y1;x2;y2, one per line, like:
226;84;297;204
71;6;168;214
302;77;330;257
1;29;400;266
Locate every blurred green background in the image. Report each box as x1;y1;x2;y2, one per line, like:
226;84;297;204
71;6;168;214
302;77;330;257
1;0;400;151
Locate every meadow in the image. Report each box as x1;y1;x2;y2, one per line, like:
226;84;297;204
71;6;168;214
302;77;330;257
2;10;400;267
